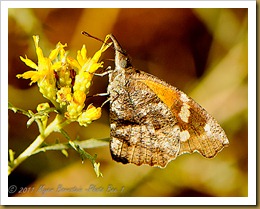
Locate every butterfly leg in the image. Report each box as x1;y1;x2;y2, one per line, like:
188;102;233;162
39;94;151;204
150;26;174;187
94;66;112;77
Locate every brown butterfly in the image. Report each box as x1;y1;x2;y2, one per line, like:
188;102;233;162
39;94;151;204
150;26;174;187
106;34;229;168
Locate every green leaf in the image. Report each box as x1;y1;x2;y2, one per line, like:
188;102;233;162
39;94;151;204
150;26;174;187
8;102;31;117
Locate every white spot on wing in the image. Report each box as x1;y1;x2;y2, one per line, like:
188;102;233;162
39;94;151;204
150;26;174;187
178;103;190;123
204;123;212;137
180;130;190;142
180;93;190;103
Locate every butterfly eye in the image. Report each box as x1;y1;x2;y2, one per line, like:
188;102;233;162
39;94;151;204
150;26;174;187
119;56;131;69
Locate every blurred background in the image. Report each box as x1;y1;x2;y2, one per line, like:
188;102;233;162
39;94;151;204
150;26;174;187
8;8;248;197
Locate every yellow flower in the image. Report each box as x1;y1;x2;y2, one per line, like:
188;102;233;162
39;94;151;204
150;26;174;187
67;35;112;95
56;87;72;107
17;36;66;85
65;90;86;120
36;103;50;112
64;34;111;123
36;103;50;129
17;36;67;103
77;104;102;127
17;34;111;127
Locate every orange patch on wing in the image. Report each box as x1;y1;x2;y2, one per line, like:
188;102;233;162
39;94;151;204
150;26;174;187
140;80;179;109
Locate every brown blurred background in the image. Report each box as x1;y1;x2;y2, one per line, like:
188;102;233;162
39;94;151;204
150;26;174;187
8;8;248;197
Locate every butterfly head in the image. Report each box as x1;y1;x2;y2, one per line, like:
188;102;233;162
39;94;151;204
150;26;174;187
109;34;132;69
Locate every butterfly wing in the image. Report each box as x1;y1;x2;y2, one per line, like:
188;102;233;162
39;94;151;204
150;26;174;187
176;98;229;158
135;71;229;159
109;69;181;168
108;34;229;168
109;68;229;168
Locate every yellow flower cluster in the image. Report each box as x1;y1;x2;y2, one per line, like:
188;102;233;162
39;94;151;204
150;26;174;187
17;35;112;127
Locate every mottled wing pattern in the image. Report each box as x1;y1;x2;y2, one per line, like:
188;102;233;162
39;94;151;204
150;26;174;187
109;70;181;168
138;74;229;159
107;34;228;168
176;98;229;158
109;69;229;167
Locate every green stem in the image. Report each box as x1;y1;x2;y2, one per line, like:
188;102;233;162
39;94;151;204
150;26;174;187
8;114;64;175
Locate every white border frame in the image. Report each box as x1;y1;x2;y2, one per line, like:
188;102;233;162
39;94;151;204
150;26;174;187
1;0;256;206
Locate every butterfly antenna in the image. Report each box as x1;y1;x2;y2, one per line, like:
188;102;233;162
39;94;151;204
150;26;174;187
81;31;115;51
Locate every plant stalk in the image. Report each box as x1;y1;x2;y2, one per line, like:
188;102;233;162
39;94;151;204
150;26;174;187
8;114;64;175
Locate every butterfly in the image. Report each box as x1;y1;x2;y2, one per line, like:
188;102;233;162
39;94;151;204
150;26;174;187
104;34;229;168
